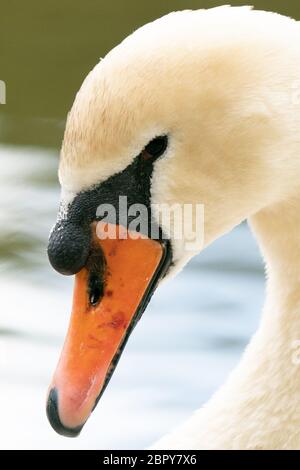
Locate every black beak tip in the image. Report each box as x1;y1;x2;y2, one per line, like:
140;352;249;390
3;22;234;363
46;388;84;438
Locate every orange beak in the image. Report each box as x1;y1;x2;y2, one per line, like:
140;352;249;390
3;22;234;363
46;222;170;436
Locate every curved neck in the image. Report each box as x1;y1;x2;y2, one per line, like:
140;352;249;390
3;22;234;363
155;196;300;450
250;196;300;338
206;198;300;449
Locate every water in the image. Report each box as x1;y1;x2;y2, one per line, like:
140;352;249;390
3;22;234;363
0;144;265;449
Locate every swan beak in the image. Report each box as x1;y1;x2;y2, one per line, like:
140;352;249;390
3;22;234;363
46;222;170;437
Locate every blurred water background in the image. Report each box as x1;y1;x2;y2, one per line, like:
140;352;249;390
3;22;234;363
1;0;298;450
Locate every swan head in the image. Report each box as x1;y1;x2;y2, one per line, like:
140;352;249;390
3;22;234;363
46;7;291;437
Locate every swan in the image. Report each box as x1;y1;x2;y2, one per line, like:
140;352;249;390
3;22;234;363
46;6;300;450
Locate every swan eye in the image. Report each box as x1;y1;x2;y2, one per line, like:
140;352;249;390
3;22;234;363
141;135;168;161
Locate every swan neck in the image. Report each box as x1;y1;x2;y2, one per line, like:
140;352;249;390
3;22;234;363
250;196;300;300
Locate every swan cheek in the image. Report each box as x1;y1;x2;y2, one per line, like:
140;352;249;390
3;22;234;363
46;222;171;437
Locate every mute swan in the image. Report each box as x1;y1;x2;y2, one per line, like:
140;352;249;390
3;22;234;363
46;6;300;449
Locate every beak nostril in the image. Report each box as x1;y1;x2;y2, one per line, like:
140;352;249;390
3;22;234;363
89;273;105;306
87;244;107;306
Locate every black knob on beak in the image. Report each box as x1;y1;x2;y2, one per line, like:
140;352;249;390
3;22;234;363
47;221;91;276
